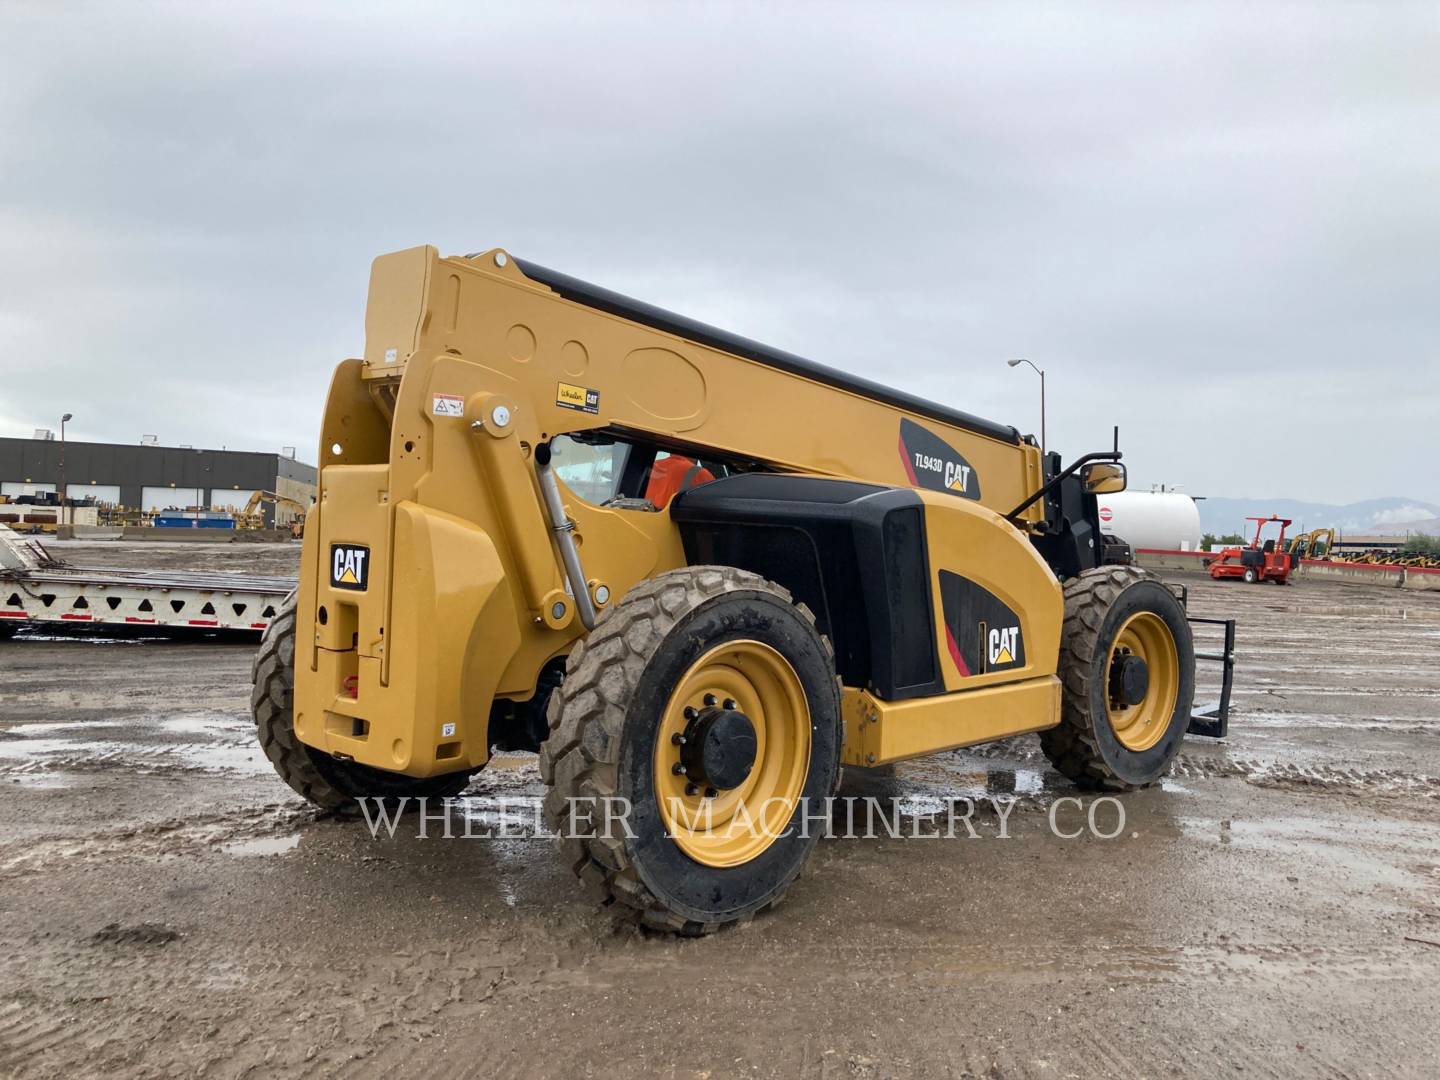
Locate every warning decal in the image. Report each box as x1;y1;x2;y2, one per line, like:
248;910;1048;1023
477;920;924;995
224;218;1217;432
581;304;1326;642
432;393;464;417
556;382;600;414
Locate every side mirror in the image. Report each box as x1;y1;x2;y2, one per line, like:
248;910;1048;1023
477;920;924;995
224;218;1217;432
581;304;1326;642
1081;462;1127;495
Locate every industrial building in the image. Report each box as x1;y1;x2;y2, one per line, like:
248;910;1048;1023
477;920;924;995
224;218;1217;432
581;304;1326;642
0;435;316;526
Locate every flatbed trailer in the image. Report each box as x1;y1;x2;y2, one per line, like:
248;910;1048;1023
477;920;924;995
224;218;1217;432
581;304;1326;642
0;526;293;635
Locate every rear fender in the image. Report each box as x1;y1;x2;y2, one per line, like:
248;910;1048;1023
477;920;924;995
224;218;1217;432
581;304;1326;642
295;501;519;775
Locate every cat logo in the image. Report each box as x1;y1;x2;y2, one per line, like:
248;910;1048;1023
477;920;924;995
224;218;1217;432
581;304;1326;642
331;543;369;591
898;418;982;500
988;625;1020;667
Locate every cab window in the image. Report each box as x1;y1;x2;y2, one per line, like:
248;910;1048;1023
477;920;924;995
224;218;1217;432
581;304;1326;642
549;435;731;510
549;437;631;505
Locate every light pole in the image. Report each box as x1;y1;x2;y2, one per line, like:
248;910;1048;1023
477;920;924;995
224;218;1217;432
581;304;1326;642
59;413;73;526
1006;358;1045;454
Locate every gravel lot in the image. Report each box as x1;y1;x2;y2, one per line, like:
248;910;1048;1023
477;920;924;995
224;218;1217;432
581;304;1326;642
2;541;1437;1078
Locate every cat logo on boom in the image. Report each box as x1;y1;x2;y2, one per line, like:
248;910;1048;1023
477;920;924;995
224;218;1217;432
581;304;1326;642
330;544;369;591
898;418;982;500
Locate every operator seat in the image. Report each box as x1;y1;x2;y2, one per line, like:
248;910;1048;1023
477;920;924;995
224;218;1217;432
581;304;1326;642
645;455;716;510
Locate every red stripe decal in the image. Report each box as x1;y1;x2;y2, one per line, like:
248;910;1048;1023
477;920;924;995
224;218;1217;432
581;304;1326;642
250;622;269;629
187;619;220;626
898;433;919;487
0;610;26;618
944;625;971;677
124;617;158;623
60;613;94;621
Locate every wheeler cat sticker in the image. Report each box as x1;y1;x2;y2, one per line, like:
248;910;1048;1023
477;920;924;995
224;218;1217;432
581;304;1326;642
898;418;981;500
556;382;601;414
938;570;1025;676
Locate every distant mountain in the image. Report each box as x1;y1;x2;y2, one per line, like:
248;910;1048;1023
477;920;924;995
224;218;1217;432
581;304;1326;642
1194;497;1440;537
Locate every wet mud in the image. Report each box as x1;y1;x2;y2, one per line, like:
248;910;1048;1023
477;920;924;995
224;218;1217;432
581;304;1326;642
2;545;1437;1077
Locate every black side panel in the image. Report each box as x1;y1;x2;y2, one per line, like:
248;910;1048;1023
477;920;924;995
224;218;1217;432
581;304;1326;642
671;474;944;701
937;571;1026;677
511;257;1021;447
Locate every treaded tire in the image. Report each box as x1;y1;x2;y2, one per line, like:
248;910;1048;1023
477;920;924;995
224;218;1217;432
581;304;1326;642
1039;566;1195;791
251;591;473;811
538;566;842;936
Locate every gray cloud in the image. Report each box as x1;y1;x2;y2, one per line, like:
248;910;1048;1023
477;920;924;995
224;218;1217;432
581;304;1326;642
2;1;1437;502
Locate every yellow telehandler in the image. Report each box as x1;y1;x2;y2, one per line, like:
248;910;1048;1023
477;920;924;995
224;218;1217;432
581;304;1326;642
253;246;1223;933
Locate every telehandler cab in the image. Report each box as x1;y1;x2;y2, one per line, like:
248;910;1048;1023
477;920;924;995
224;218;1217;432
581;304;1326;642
253;245;1219;933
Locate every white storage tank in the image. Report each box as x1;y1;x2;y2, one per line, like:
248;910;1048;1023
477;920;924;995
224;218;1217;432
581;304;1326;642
1095;491;1202;552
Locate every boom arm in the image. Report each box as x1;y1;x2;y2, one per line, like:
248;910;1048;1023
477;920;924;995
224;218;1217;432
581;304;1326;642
343;246;1046;524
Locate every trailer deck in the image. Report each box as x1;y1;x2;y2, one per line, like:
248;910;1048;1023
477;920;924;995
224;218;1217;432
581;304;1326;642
0;526;293;634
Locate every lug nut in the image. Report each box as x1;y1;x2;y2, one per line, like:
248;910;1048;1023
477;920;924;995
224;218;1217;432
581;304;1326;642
723;698;737;710
671;733;686;746
704;694;717;707
685;783;698;796
704;787;719;799
683;706;697;721
672;762;687;775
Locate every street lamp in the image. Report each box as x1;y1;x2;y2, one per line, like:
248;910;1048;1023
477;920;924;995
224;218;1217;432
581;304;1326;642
1006;358;1045;455
59;413;73;527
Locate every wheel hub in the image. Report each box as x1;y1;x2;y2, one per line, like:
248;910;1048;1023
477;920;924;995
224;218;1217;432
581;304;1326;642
654;639;811;868
1109;653;1150;707
678;702;757;791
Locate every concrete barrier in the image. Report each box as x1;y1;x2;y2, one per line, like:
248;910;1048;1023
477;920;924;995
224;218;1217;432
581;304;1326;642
56;525;125;540
1134;549;1440;592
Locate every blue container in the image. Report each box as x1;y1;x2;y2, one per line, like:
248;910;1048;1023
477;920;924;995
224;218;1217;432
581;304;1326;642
154;511;236;529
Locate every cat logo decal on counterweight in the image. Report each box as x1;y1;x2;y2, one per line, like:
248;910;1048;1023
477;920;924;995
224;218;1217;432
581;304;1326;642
988;625;1020;666
331;544;370;591
898;418;981;500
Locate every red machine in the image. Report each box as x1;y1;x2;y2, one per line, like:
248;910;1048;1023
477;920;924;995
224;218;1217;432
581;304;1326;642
1209;516;1297;584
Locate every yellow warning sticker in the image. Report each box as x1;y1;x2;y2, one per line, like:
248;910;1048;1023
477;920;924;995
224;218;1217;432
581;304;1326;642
556;382;600;414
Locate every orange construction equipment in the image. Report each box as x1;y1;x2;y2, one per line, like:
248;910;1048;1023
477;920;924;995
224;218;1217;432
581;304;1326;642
1208;516;1296;584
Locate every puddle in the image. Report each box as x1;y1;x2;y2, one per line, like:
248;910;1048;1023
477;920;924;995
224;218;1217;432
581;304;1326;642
0;738;95;759
4;772;80;789
169;741;270;774
0;718;136;736
223;833;302;857
5;632;166;645
162;714;246;738
0;711;272;777
457;795;548;837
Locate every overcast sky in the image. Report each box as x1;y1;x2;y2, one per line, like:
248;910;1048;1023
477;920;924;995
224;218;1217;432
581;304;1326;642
2;2;1437;503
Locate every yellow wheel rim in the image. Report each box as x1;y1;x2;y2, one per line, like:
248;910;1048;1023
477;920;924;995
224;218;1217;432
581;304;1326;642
653;640;810;868
1106;612;1180;752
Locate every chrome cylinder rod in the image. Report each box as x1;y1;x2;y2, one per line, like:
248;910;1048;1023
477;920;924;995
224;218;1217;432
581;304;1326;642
533;443;598;631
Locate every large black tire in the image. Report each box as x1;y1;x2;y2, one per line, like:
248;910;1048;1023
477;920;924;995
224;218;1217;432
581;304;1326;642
538;566;842;935
251;592;473;811
1040;566;1195;791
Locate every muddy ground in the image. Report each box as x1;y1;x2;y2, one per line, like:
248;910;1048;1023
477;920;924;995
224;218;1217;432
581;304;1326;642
2;541;1437;1078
